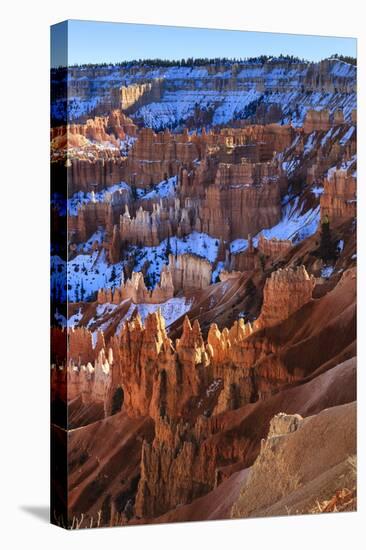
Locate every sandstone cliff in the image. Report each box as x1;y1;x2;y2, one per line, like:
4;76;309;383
255;266;315;329
166;254;212;291
320;168;357;223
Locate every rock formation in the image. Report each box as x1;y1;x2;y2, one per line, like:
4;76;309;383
320;168;357;223
199;175;282;241
257;235;292;260
97;270;174;305
166;254;212;291
51;110;137;144
303;109;331;134
68;186;131;245
104;313;210;424
121;80;163;112
255;266;315;329
125;127;200;188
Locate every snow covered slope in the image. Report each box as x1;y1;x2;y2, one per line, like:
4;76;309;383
51;58;356;128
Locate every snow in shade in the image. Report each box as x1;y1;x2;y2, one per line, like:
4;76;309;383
321;266;335;279
67;182;131;216
54;59;356;126
131;232;220;288
255;196;320;244
311;186;324;197
51;249;124;303
230;239;249;254
120;135;137;156
137;176;177;200
89;297;192;337
135;297;192;326
87;303;119;335
212;261;225;283
303;132;316;155
282;159;300;176
54;309;67;327
76;229;105;253
67;308;83;328
327;154;357;178
339;126;355;145
51;193;67;216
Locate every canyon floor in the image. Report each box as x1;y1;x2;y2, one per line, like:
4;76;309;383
51;56;357;528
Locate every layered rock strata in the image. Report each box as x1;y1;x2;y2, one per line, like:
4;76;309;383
320;169;357;223
125;127;200;188
97;270;174;305
165;254;212;291
257;235;292;260
255;266;315;329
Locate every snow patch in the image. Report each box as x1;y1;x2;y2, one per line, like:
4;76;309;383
131;232;219;288
138;176;177;200
321;266;334;279
230;239;248;254
256;196;320;244
68;182;131;216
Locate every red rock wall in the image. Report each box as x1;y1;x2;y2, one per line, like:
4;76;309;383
255;266;315;329
320;169;357;223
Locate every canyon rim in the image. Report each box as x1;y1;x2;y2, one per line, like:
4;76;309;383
50;21;357;529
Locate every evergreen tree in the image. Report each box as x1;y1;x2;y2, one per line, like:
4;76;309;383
109;265;117;283
80;279;85;301
166;236;172;259
319;215;336;262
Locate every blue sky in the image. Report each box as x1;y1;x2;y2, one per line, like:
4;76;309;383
51;20;356;68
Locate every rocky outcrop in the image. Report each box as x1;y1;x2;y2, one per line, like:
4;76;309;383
67;348;113;415
62;266;316;419
110;313;209;420
199;176;282;241
303;109;331;134
51;110;138;194
320;169;357;223
231;402;356;519
51;337;113;415
68;327;95;365
267;411;303;438
125;127;200;188
219;270;242;282
215;160;283;187
121;80;163;112
166;254;212;291
119;203;173;247
257;235;292;260
97;270;174;305
255;266;315;329
67;156;128;194
51;110;137;143
135;415;210;518
68;187;131;245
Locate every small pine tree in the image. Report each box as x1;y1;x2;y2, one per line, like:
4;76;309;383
258;253;266;272
80;279;85;301
109;265;117;283
131;186;137;200
319;215;336;262
166;236;172;258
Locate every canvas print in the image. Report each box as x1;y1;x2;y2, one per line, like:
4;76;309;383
50;20;357;529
